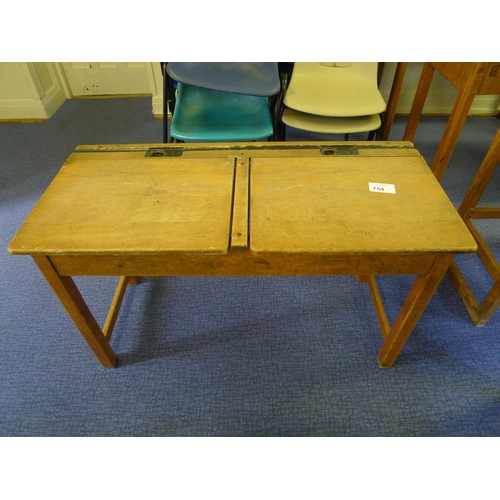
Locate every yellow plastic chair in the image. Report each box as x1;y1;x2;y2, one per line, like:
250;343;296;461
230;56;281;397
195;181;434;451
280;62;387;140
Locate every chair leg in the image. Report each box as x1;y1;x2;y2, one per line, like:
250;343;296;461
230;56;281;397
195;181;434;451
270;73;288;142
280;123;286;141
367;130;376;141
161;62;168;143
161;62;177;144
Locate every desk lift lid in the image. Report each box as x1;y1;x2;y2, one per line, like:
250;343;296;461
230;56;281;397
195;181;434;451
8;155;236;255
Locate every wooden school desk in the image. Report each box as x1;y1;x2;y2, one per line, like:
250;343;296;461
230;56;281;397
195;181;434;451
8;142;476;369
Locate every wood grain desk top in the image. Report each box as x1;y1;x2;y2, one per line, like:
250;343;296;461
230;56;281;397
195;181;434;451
8;142;476;257
250;155;475;254
9;156;235;255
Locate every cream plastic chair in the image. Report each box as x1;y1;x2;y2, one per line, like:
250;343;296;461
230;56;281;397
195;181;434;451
280;62;387;140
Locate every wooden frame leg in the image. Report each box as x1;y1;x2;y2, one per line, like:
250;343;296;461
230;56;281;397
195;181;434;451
402;62;487;182
379;62;408;141
447;220;500;326
33;256;118;368
448;258;500;327
403;62;435;142
377;254;454;368
458;127;500;216
476;280;500;325
430;88;477;182
447;129;500;325
447;260;482;325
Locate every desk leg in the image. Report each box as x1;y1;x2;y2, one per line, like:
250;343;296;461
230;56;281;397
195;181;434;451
32;256;117;368
377;254;454;368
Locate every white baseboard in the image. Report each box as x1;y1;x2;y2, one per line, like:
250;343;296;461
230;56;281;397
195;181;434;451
0;87;67;120
0;97;48;120
152;94;165;119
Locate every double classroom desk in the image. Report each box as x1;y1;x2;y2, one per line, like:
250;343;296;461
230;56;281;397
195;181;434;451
8;142;477;368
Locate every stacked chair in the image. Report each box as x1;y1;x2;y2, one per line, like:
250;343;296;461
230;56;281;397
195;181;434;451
161;62;282;143
277;62;387;141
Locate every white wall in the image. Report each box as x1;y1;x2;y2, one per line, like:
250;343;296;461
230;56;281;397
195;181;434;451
0;62;68;121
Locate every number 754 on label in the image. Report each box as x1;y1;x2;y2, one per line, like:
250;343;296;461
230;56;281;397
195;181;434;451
368;182;396;194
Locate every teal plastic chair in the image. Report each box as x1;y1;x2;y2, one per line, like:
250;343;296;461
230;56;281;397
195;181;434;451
170;83;274;142
162;63;281;143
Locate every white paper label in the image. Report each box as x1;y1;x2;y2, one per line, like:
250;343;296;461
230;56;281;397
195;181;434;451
369;182;396;194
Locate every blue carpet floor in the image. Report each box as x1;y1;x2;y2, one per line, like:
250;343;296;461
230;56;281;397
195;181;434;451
1;98;499;436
